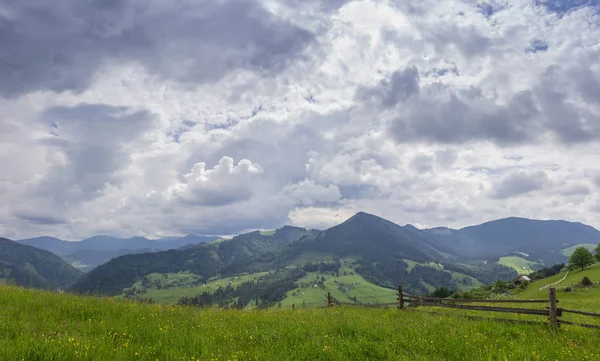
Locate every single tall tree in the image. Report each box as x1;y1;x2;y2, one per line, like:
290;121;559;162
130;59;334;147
595;243;600;262
569;246;595;271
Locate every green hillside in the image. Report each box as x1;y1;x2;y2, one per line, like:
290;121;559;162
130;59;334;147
0;237;81;289
1;285;599;361
497;256;539;275
516;264;600;308
69;226;318;295
122;257;486;307
561;244;597;257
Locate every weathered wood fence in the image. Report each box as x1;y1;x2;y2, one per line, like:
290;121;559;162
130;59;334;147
395;285;600;330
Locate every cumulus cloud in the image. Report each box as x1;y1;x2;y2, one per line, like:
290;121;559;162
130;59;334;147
0;0;314;97
31;104;154;209
360;64;599;145
283;179;341;205
2;0;600;239
490;170;550;199
173;157;263;207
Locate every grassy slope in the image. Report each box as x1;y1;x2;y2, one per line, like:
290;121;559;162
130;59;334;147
126;272;269;304
1;285;599;361
516;264;600;300
514;264;600;326
497;256;538;275
126;257;483;306
402;259;482;291
561;244;597;257
280;269;398;308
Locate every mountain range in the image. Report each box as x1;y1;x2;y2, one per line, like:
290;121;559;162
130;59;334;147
67;213;600;298
0;237;81;289
3;213;599;303
17;234;217;271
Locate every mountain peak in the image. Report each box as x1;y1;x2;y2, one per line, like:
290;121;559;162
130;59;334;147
347;211;381;221
341;212;396;227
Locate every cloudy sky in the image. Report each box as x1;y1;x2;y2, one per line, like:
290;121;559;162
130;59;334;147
1;0;600;240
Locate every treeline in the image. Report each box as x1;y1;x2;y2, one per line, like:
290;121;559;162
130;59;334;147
178;267;306;309
301;259;341;273
442;262;517;285
527;263;564;280
355;259;454;295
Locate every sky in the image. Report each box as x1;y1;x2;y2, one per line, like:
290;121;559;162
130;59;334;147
1;0;600;240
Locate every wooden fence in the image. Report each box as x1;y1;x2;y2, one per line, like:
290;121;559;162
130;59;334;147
395;285;600;330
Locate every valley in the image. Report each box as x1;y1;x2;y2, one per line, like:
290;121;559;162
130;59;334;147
2;212;600;311
2;213;600;360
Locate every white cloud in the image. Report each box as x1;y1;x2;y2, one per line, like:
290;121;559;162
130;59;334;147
172;157;263;207
1;0;600;240
283;179;341;205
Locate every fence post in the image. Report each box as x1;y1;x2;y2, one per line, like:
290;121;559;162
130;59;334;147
548;287;558;327
292;304;296;311
327;292;332;307
397;285;404;309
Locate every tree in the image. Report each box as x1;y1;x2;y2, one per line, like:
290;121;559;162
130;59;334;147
430;286;455;298
595;243;600;263
569;246;595;271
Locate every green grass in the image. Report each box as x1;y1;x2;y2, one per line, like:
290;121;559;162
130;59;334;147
515;264;600;316
127;272;269;304
289;251;335;265
1;285;599;361
497;256;538;275
516;264;600;300
561;244;597;257
281;262;398;308
449;271;483;291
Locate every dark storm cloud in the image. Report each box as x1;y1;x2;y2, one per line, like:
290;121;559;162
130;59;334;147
356;67;420;108
14;212;66;225
410;153;434;173
391;87;539;145
534;66;600;143
359;65;600;145
36;104;155;207
490;170;549;199
0;0;314;97
558;183;591;196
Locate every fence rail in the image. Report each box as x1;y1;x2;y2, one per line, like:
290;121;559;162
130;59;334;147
404;296;548;303
396;285;599;330
403;301;550;316
560;308;600;318
290;285;599;331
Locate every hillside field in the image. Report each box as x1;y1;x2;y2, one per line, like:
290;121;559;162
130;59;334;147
120;258;484;307
561;244;597;257
1;285;600;361
515;264;600;312
497;256;538;275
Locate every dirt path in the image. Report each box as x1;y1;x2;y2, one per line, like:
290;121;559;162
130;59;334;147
538;271;569;291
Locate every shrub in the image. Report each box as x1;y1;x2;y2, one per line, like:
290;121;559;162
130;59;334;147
581;276;593;286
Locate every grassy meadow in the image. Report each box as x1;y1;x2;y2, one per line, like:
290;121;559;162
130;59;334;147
514;264;600;317
497;256;539;275
1;285;600;361
123;258;483;308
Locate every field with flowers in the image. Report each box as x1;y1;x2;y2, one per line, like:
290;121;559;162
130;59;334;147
1;284;599;361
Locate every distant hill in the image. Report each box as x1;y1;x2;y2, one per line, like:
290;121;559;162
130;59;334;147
68;226;318;295
21;212;600;302
16;236;74;256
273;213;514;294
421;217;600;262
283;212;445;262
17;234;217;271
69;213;516;298
0;237;81;289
